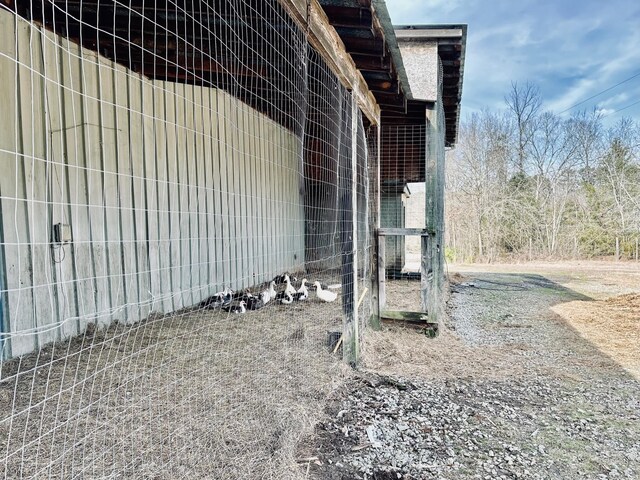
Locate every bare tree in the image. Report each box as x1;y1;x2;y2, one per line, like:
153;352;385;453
505;81;541;175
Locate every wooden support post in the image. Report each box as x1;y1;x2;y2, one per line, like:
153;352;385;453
420;233;430;313
616;236;620;261
424;105;438;320
342;96;359;367
370;234;382;330
370;126;381;330
0;219;6;360
378;232;386;314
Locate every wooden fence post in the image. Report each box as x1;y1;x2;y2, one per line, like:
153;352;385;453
341;96;359;367
616;237;620;261
378;232;386;315
369;126;381;330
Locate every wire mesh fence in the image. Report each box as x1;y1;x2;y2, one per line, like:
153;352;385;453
0;0;376;477
377;60;446;319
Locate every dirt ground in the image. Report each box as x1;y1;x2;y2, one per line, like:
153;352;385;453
452;261;640;379
305;261;640;479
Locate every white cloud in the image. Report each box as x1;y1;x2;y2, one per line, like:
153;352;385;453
384;0;640;122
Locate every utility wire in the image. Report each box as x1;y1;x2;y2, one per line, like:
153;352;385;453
558;71;640;114
600;98;640;118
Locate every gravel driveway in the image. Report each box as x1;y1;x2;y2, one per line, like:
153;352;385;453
303;270;640;479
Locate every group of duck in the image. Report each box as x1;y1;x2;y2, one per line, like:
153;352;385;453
199;273;339;314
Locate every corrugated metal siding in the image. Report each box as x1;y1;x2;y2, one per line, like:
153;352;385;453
0;14;305;358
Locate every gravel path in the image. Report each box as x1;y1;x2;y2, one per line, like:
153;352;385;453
305;271;640;479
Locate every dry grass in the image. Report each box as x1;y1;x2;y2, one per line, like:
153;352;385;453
360;325;530;381
552;293;640;379
0;282;352;479
361;278;528;381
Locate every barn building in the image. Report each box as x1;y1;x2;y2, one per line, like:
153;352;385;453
0;0;465;360
0;0;466;476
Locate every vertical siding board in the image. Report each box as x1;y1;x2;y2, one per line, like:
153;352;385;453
158;82;181;312
228;95;240;288
151;82;169;313
254;113;264;284
239;105;250;287
22;28;55;349
185;85;199;305
212;91;226;291
264;121;282;276
77;50;101;331
59;37;92;338
247;108;258;284
53;35;81;337
257;117;267;281
97;57;124;325
0;13;18;358
218;92;231;287
272;121;282;275
205;90;220;293
128;73;150;320
262;120;271;276
164;82;180;311
14;24;37;351
176;84;192;306
1;18;34;356
82;54;110;327
113;65;138;323
194;86;208;301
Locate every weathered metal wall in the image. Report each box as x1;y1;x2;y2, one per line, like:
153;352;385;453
0;13;304;358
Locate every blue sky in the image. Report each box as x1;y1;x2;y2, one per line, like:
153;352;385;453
385;0;640;125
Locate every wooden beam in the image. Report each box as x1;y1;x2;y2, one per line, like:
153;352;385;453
370;126;382;331
381;310;437;324
278;0;380;125
380;310;439;336
341;36;385;56
321;5;372;27
378;228;426;236
351;54;392;72
378;232;386;313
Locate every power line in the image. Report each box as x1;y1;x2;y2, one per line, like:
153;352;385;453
558;71;640;114
600;98;640;118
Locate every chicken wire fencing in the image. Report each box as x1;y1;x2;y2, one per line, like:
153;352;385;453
378;96;446;318
0;0;376;477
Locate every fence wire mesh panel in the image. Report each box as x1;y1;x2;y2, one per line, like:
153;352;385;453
378;104;445;320
380;124;427;281
0;0;374;477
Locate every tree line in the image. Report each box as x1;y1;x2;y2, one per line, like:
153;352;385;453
446;82;640;262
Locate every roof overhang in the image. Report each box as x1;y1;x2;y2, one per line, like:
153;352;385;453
318;0;417;116
394;25;467;147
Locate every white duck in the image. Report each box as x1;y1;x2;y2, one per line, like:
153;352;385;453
260;281;277;304
223;301;246;314
296;279;309;301
269;281;277;299
280;292;293;304
284;274;296;296
313;281;337;302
